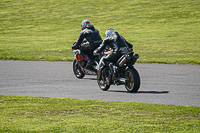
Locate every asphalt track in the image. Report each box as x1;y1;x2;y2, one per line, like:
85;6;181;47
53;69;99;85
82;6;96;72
0;60;199;107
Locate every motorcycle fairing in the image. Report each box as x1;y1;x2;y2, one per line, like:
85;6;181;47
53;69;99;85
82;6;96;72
76;54;87;62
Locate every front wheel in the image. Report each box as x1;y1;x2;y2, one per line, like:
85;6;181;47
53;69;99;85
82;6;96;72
73;59;85;79
124;67;140;93
97;67;110;91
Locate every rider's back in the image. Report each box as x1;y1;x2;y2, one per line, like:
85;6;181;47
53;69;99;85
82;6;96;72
81;25;102;51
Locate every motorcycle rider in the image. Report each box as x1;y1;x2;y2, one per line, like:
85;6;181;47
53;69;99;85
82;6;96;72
94;29;133;79
94;29;133;64
72;20;102;67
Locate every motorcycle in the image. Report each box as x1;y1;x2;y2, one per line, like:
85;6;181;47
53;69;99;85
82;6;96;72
96;48;141;93
72;42;99;79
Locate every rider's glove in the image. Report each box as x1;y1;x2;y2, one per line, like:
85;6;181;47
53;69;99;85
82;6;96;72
72;45;76;50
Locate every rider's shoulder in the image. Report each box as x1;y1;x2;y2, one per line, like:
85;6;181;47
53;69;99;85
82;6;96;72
80;29;87;35
106;33;116;40
81;28;90;34
103;36;113;43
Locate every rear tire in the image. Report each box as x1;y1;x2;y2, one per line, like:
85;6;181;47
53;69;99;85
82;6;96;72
97;67;110;91
73;59;85;79
124;67;140;93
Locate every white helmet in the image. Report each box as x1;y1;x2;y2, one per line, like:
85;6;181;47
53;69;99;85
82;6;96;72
105;29;114;37
81;20;91;30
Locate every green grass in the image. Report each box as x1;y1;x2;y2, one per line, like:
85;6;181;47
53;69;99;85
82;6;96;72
0;0;199;64
0;95;199;132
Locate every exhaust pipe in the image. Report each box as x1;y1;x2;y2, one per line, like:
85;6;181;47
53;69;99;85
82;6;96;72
118;54;131;67
117;53;139;67
130;54;139;66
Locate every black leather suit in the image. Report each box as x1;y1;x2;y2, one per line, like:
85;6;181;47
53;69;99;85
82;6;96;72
95;32;133;63
72;25;102;53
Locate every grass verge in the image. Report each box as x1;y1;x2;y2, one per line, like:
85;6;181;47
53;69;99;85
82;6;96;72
0;0;200;64
0;95;200;132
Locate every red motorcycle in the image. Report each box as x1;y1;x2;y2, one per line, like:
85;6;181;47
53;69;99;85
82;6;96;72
72;42;99;79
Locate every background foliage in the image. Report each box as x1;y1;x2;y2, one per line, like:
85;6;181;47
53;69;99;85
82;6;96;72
0;0;200;63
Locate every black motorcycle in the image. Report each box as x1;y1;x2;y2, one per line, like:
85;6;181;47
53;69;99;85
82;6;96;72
96;49;140;93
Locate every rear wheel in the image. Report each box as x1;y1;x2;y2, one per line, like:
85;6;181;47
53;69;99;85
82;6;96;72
73;59;85;79
124;67;140;93
97;67;110;91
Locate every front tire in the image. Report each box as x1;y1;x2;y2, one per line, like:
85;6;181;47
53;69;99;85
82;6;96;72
97;67;110;91
73;59;85;79
124;67;140;93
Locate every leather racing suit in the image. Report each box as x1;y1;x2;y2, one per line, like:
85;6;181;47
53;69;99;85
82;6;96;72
95;31;133;63
72;25;102;53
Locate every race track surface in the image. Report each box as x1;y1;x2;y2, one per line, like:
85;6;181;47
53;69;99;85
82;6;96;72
0;60;199;107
